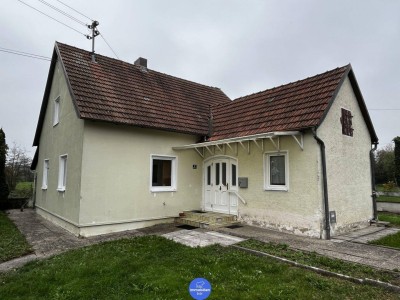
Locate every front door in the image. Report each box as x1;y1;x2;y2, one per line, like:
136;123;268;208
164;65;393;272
204;157;238;214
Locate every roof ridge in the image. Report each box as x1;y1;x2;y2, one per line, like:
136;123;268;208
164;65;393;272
56;41;226;94
233;65;350;102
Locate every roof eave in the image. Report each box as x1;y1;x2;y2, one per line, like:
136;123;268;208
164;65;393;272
32;46;58;146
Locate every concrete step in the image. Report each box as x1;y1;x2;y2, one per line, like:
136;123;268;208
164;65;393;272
181;211;237;223
176;211;239;229
370;220;390;227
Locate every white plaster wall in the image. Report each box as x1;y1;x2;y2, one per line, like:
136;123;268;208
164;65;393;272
79;122;202;232
34;60;84;226
318;77;373;235
205;133;323;237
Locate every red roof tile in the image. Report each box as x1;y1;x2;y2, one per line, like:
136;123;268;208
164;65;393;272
209;66;350;141
56;42;231;135
33;42;377;150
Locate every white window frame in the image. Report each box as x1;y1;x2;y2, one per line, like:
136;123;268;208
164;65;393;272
57;154;68;192
42;159;49;190
150;155;177;192
264;151;289;191
53;96;60;126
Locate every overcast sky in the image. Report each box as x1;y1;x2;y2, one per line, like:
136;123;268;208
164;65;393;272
1;0;399;156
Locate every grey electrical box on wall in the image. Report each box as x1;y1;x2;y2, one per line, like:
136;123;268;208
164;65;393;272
238;177;248;188
329;211;336;223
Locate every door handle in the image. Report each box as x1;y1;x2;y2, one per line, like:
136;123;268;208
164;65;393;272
219;186;221;191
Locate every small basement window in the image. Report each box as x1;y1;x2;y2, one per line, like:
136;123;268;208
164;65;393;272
264;151;289;191
150;155;177;192
340;108;353;137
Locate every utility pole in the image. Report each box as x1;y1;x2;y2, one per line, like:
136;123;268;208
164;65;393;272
86;20;100;62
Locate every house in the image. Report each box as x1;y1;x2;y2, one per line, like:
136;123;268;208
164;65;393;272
31;42;378;239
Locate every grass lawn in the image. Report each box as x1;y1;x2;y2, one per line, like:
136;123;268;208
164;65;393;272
0;211;32;263
238;239;400;285
376;184;400;192
14;182;33;190
377;195;400;203
0;236;399;299
378;212;400;227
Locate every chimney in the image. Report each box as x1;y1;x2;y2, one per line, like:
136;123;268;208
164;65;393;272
134;57;147;68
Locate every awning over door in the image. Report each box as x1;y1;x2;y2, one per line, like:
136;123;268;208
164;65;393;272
173;131;304;158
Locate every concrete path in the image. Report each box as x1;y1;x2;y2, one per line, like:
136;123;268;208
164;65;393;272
1;209;144;272
334;226;400;243
217;225;400;271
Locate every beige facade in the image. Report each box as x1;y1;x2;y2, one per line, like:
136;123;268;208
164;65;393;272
78;122;202;236
202;133;323;237
35;60;84;233
199;76;374;238
33;60;374;239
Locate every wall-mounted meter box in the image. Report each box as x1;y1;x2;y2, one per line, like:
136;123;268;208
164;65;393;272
238;177;248;188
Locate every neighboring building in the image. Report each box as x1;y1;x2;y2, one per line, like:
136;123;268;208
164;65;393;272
31;42;378;238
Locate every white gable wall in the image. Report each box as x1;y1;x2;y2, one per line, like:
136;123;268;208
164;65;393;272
318;76;373;235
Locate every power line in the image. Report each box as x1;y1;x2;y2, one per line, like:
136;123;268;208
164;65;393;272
36;0;87;26
56;0;93;22
17;0;87;37
99;32;120;59
0;47;51;61
369;109;400;111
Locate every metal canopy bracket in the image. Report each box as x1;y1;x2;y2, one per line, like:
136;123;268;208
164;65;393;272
194;147;204;158
269;136;280;151
292;134;304;150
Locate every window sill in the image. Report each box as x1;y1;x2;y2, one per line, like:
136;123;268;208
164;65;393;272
57;188;66;192
150;187;176;193
42;186;47;190
264;186;288;192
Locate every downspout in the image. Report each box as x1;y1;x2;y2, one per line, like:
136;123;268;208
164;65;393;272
32;172;37;208
312;128;330;240
370;143;378;220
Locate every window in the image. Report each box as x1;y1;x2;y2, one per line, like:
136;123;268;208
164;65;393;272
340;108;353;137
42;159;49;190
58;154;67;191
264;152;289;191
53;96;60;126
231;164;237;187
207;165;211;185
150;155;177;192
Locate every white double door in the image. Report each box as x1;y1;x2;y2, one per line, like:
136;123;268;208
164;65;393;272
204;157;238;215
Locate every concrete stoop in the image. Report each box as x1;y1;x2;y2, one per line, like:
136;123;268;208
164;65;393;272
176;211;240;229
369;220;390;227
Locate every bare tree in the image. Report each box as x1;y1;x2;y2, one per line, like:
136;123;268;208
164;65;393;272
5;143;33;191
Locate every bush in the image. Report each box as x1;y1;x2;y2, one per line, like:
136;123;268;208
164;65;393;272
383;181;397;192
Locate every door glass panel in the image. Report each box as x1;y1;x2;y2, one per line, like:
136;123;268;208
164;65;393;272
215;163;220;185
207;165;211;185
231;164;237;186
222;162;227;185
